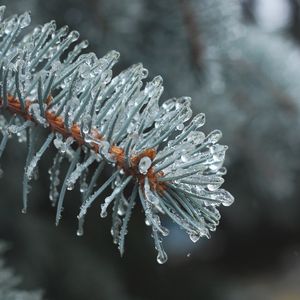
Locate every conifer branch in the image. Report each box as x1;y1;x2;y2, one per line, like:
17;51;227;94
0;7;234;263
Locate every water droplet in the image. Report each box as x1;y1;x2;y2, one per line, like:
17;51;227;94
192;113;206;128
181;154;189;162
76;228;84;236
189;232;200;243
67;183;74;191
100;202;108;218
142;68;149;78
157;251;168;264
207;183;220;191
100;210;107;218
152;76;163;87
188;131;205;144
220;190;234;206
176;123;184;131
207;130;222;144
138;156;152;175
19;11;31;28
70;30;80;42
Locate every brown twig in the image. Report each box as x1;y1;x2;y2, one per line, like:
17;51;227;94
0;95;166;192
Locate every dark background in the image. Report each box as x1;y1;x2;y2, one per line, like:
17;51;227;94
1;0;300;299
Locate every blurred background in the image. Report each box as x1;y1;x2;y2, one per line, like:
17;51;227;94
1;0;300;299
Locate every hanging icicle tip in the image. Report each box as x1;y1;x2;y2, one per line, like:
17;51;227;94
0;7;234;264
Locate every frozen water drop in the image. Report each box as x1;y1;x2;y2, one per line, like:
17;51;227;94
157;251;168;264
176;123;184;131
207;183;221;191
192;113;206;128
181;154;189;163
100;209;107;218
76;228;84;236
207;130;222;144
19;11;31;28
67;183;74;191
220;190;234;207
138;156;152;175
153;75;163;87
142;68;149;78
70;30;80;42
189;232;200;243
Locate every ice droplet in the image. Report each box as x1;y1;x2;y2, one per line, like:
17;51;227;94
157;251;168;264
192;113;206;128
187;131;205;144
207;130;222;144
220;190;234;207
142;68;149;78
76;228;84;236
207;183;221;191
100;206;108;218
181;154;189;162
138;156;152;175
70;30;80;42
176;123;184;131
189;232;200;243
19;11;31;28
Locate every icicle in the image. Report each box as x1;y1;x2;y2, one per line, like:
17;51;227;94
139;187;169;237
48;152;64;206
111;194;122;244
118;184;137;256
79;167;88;194
152;228;168;264
55;148;81;225
100;175;133;218
78;170;120;219
82;161;105;201
22;127;37;213
0;116;15;159
26;133;54;180
144;177;160;206
66;155;96;190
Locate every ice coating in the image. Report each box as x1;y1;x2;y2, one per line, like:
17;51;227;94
0;7;234;263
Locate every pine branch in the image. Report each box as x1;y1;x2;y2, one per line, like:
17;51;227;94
0;6;233;263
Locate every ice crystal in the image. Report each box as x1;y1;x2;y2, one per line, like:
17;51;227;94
0;7;234;263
